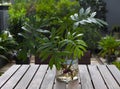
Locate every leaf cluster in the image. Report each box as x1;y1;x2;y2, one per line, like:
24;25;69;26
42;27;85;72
0;31;17;60
98;35;120;57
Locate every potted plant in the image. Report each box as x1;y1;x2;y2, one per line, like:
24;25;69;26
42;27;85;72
0;30;17;68
37;7;107;83
98;35;120;63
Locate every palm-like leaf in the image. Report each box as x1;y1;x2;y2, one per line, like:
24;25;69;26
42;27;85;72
59;32;87;59
98;36;120;57
70;7;108;28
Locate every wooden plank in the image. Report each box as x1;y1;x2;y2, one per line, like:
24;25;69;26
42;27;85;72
54;80;66;89
79;65;93;89
98;65;120;89
14;65;39;89
88;65;108;89
0;65;21;88
40;66;56;89
107;65;120;85
1;65;29;89
67;79;81;89
28;65;48;89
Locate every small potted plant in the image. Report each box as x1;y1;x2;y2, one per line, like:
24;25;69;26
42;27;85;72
37;7;107;83
98;35;120;63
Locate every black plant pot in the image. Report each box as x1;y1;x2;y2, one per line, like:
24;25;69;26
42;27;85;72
106;55;117;64
35;56;50;64
0;58;8;68
13;55;30;64
15;58;30;64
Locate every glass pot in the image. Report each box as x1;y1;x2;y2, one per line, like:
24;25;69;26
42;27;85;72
56;58;79;83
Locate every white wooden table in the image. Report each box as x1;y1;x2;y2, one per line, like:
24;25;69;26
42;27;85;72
0;65;120;89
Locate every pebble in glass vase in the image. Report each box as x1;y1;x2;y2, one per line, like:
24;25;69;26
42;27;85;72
56;58;79;83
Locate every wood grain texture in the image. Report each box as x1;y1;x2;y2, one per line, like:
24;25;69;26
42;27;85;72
40;66;56;89
1;65;29;89
98;65;120;89
1;65;120;89
28;65;48;89
88;65;108;89
67;79;81;89
54;80;66;89
107;65;120;86
79;65;93;89
14;65;39;89
0;65;21;88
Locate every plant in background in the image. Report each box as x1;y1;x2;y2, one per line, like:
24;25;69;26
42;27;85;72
79;0;107;52
112;62;120;70
0;31;17;61
8;1;38;63
82;28;102;53
35;0;80;30
8;2;28;43
79;0;107;20
70;7;107;53
98;35;120;63
111;25;120;39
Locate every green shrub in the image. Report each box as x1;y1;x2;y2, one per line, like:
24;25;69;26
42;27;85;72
35;0;80;29
112;62;120;70
98;35;120;58
0;31;17;61
8;2;28;43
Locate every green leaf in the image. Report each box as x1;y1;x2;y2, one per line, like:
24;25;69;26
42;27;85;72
21;26;31;33
79;8;84;15
90;12;96;18
0;55;8;60
37;29;51;34
85;7;91;15
96;18;108;26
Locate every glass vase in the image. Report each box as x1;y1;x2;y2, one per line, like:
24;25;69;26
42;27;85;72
56;58;79;83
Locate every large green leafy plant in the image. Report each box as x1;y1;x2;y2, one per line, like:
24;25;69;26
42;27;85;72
38;7;107;69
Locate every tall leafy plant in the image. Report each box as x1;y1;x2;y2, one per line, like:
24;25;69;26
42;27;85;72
70;7;107;53
8;2;28;43
38;7;107;69
78;0;107;52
